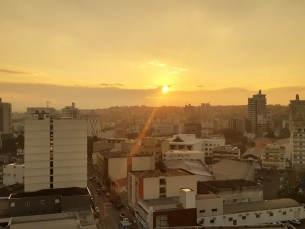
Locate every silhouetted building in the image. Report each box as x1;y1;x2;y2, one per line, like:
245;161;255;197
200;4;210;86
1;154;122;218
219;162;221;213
0;98;12;133
184;123;201;138
248;90;267;134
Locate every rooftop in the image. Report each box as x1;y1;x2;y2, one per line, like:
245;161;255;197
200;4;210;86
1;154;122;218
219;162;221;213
212;159;254;181
198;179;260;193
99;151;128;158
224;198;302;214
139;196;180;209
242;147;263;158
130;169;193;179
10;187;89;198
165;160;212;177
196;193;221;200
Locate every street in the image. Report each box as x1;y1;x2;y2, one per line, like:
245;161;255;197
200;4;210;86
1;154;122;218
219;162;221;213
87;162;138;229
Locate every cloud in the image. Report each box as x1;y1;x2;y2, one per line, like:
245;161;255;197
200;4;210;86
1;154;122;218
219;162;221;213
149;61;165;67
197;85;204;87
115;84;123;86
168;71;179;74
0;68;27;74
100;83;112;86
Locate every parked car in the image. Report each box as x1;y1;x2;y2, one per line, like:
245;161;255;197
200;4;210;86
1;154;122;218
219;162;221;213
95;207;99;213
290;220;301;225
106;192;110;197
119;213;126;219
101;186;106;192
96;189;101;194
89;177;93;181
123;217;129;222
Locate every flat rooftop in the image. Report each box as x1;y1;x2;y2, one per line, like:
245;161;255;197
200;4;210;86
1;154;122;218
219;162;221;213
198;179;260;190
139;196;180;209
131;169;193;178
196;193;220;200
99;151;128;158
10;187;89;198
224;198;302;214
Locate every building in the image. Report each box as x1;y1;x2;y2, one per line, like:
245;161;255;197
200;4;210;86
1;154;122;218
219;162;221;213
197;179;263;204
291;119;305;169
262;144;286;170
248;90;267;134
154;124;181;136
242;147;263;162
96;151;128;181
168;134;203;151
2;163;24;186
128;169;197;211
289;94;305;125
0;98;12;133
228;117;245;133
184;104;195;119
202;137;226;161
163;150;205;162
212;159;255;181
8;211;97;229
212;145;240;164
61;102;80;119
81;111;102;137
93;138;135;153
24;108;87;192
136;188;198;229
184;123;201;138
139;137;169;167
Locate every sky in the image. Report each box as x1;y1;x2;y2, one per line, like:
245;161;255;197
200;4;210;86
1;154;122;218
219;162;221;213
1;1;305;111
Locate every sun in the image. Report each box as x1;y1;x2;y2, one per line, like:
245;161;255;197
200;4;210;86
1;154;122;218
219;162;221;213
162;86;169;93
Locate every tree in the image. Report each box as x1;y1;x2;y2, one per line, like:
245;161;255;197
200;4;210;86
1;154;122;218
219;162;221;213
278;128;290;139
264;131;276;139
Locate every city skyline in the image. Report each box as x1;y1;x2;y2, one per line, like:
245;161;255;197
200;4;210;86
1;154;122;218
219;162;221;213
1;0;305;110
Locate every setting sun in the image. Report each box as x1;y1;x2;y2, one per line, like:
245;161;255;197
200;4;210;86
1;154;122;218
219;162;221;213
162;86;169;93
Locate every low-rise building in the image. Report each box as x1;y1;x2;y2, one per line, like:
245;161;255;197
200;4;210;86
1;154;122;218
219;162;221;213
242;147;263;162
2;163;24;186
128;169;197;211
168;134;203;151
163;150;205;162
197;179;263;204
212;145;240;164
212;159;255;181
202;137;226;158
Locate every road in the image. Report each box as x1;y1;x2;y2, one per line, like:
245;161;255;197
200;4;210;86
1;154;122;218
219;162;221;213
87;162;138;229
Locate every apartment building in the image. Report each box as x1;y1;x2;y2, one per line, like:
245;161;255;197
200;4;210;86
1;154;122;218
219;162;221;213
163;150;205;162
0;98;12;133
168;134;203;151
212;145;240;164
2;163;24;186
248;90;267;134
291;120;305;169
81;111;102;137
61;102;80;119
24;108;87;192
262;144;286;170
289;94;305;125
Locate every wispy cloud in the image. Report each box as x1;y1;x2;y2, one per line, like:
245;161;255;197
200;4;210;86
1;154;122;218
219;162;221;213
149;61;165;67
100;83;123;87
0;68;27;74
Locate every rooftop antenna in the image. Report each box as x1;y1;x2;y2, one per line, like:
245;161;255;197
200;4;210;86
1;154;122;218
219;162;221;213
46;101;51;107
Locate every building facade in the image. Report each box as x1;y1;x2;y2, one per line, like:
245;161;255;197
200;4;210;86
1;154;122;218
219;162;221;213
81;111;102;137
0;98;12;133
140;137;169;166
289;94;305;125
262;144;286;170
24;108;87;192
291;120;305;169
212;145;240;164
61;102;80;119
2;163;24;186
248;90;267;135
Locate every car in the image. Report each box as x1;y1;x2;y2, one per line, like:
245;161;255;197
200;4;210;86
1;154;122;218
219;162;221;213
123;217;129;222
95;207;99;213
101;187;106;192
96;189;101;194
119;213;126;219
290;220;301;225
89;177;93;181
106;192;110;197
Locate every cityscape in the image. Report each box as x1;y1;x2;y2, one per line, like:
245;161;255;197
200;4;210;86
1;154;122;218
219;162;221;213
1;1;305;229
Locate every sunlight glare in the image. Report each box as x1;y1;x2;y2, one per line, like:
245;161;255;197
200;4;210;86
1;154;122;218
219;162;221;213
162;86;169;93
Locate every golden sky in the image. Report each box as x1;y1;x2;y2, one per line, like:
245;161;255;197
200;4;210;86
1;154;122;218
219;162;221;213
1;1;305;110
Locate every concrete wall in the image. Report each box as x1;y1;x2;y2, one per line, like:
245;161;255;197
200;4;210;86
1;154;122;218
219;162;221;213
143;177;160;199
132;156;155;171
166;175;197;197
108;157;127;181
3;164;24;186
196;196;224;218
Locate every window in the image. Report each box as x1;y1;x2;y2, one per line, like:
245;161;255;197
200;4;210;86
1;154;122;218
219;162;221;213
210;219;215;223
50;176;53;182
256;214;260;218
50;183;53;189
11;202;15;207
25;201;30;206
50;140;53;145
212;208;217;212
156;215;168;227
55;199;60;203
242;216;246;220
199;210;205;213
50;161;53;167
50;154;53;160
50;131;53;138
229;217;233;221
269;212;273;216
50;146;53;152
283;211;286;215
50;124;53;130
40;200;45;205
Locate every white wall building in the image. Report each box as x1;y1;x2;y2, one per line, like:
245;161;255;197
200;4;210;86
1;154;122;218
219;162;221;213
2;163;24;186
24;108;87;192
81;112;102;137
262;144;286;170
291;120;305;169
128;169;197;211
202;137;226;157
163;150;205;162
168;134;203;151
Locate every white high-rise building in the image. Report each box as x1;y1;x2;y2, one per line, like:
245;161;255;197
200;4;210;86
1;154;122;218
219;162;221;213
291;119;305;169
24;108;87;192
81;111;102;137
289;94;305;126
0;98;12;133
247;90;267;134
